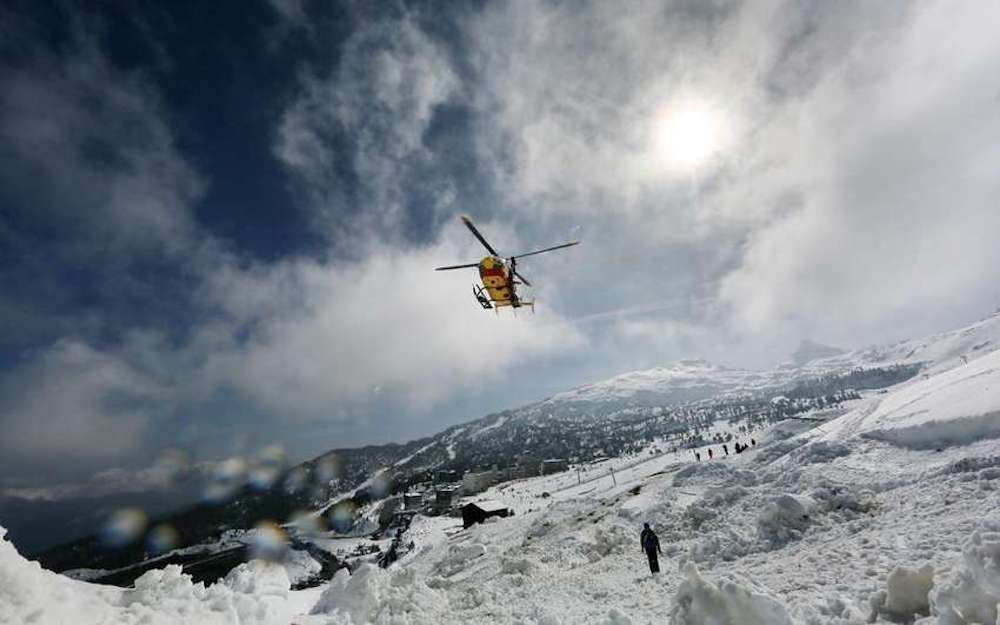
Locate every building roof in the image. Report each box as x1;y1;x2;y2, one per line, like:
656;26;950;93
463;499;508;513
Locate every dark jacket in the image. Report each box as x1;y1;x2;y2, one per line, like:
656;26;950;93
640;528;661;556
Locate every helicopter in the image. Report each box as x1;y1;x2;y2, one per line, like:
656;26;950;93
435;215;580;311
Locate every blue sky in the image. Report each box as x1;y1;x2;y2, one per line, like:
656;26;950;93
2;0;1000;495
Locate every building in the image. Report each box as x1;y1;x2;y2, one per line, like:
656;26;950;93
435;469;460;483
461;500;510;529
542;459;568;475
434;486;459;510
462;469;496;494
403;492;424;511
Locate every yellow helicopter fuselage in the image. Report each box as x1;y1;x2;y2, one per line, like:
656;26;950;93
478;256;519;307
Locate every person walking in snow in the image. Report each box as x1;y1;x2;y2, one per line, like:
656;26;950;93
708;448;713;459
723;444;729;456
640;523;662;574
695;451;701;462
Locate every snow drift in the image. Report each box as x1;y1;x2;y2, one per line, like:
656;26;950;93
0;527;313;625
669;563;793;625
826;349;1000;450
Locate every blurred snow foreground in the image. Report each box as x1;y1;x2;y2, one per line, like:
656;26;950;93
3;349;1000;623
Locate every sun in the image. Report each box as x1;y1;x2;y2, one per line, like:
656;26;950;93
651;99;727;172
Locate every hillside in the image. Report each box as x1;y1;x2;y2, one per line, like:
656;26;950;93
29;312;1000;584
4;311;1000;623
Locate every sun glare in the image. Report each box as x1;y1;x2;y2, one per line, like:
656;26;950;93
652;100;727;172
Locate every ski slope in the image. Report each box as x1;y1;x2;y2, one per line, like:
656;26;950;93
819;348;1000;449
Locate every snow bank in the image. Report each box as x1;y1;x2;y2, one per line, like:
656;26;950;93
117;560;292;623
756;494;816;546
283;548;322;585
931;524;1000;625
673;462;754;488
682;486;748;532
601;607;633;625
830;348;1000;450
0;526;309;625
434;541;487;577
810;481;875;519
669;563;793;625
787;441;852;465
310;564;442;624
751;439;801;466
864;412;1000;450
869;564;934;622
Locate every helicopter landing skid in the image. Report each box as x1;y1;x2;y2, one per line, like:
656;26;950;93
473;285;493;309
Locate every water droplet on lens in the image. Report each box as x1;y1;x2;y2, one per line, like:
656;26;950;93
101;509;147;548
146;523;179;555
249;520;288;561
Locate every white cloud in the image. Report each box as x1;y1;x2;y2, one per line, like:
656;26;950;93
202;223;585;418
275;8;460;238
0;341;158;474
0;38;202;259
459;0;1000;357
718;1;1000;343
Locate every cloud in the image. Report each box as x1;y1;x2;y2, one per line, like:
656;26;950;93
267;0;309;30
202;223;585;419
718;1;1000;344
0;341;158;480
275;5;461;242
0;33;202;259
457;0;1000;359
0;11;211;356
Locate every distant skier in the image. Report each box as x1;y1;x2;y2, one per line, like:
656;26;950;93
695;451;701;462
640;523;662;574
708;448;713;459
723;444;729;456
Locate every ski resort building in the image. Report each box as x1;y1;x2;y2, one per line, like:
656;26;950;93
434;469;460;483
542;459;568;475
461;500;510;529
403;492;423;511
462;469;497;493
433;486;459;512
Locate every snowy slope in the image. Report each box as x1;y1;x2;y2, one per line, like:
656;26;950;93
0;528;323;625
544;360;783;406
547;311;1000;412
7;313;1000;625
6;339;1000;624
815;347;1000;449
805;310;1000;375
285;341;1000;624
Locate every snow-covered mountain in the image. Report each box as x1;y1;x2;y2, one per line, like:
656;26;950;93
4;311;1000;623
544;310;1000;413
803;309;1000;374
543;360;775;407
25;311;1000;591
792;339;847;364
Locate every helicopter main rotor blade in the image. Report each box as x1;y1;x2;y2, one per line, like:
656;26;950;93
513;269;532;287
510;241;580;260
460;215;500;256
435;262;481;271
